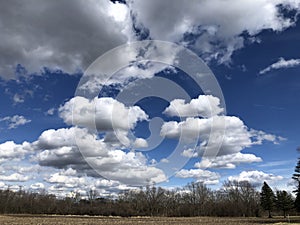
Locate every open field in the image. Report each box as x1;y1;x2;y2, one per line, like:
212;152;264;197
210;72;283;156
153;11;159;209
0;215;300;225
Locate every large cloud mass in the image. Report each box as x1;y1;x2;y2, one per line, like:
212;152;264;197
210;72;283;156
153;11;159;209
0;0;299;79
129;0;300;63
0;0;131;79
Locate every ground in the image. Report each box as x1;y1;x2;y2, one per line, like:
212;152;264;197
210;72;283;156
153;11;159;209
0;215;300;225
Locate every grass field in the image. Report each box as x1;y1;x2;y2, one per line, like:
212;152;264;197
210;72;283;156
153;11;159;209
0;215;300;225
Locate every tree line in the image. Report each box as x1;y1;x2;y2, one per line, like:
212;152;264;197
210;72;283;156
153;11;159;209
0;179;297;217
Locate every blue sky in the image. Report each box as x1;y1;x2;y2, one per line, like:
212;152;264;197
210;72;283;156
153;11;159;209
0;0;300;197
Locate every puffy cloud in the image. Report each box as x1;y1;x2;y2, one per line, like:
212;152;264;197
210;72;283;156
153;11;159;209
259;57;300;74
32;127;166;185
0;141;32;164
163;95;224;118
0;115;31;129
86;150;166;185
129;0;299;63
228;170;283;186
59;96;148;132
45;168;87;188
181;148;198;158
161;116;253;155
0;173;30;182
32;127;108;168
133;138;148;148
59;96;149;148
161;99;283;156
175;168;220;185
0;0;132;79
195;153;262;169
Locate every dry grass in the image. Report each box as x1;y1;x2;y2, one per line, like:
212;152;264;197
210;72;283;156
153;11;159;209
0;215;300;225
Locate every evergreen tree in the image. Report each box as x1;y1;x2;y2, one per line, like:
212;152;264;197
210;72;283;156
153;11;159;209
292;148;300;211
260;181;275;218
294;185;300;212
275;190;294;218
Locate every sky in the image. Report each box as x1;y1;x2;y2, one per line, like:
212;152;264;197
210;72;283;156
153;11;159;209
0;0;300;198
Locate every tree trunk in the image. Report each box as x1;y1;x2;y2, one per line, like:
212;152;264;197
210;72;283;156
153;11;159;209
268;210;272;218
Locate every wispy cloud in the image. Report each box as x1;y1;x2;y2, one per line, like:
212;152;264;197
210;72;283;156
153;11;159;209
259;57;300;74
0;115;31;129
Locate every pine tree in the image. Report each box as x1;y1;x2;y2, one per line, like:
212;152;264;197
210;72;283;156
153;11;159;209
292;149;300;211
260;181;275;218
294;185;300;212
275;190;294;218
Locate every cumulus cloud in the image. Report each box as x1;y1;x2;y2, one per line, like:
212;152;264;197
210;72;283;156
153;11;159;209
181;148;198;158
175;168;220;185
0;0;132;79
133;138;148;148
0;173;30;182
259;57;300;74
163;95;224;118
59;96;148;132
129;0;300;63
59;96;148;148
228;170;283;186
31;127;166;185
195;153;262;169
161;96;283;156
45;168;87;188
0;115;31;129
161;116;252;155
32;127;109;168
0;141;32;164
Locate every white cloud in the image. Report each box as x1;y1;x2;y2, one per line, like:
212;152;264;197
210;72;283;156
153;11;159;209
0;182;5;188
30;182;45;190
161;97;283;156
32;127;107;168
59;96;148;132
86;150;166;185
77;41;180;96
129;0;300;63
163;95;224;118
0;115;31;129
45;168;87;188
259;57;300;74
181;148;198;158
133;138;148;148
0;173;30;182
175;168;220;185
59;96;148;148
0;0;298;79
0;0;132;79
228;170;283;186
195;153;262;169
13;94;25;104
161;116;252;155
46;108;55;116
32;127;166;185
0;141;32;164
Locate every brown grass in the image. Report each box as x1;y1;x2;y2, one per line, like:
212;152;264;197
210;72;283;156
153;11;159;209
0;215;300;225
